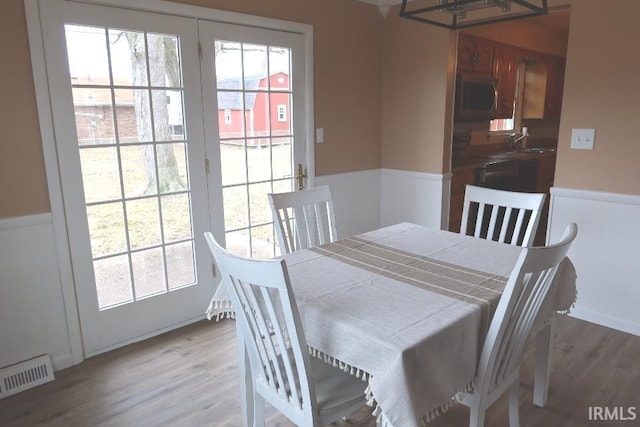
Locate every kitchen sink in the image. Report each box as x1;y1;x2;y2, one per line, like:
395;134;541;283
518;148;556;153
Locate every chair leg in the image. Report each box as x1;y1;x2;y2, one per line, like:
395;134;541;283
253;391;265;427
508;382;521;427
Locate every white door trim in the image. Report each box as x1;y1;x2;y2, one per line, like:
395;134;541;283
24;0;314;366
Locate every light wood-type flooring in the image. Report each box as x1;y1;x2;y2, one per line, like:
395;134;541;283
1;316;638;426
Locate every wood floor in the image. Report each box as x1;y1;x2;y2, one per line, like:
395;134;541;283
1;316;638;427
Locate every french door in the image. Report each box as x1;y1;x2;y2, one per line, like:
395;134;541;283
199;22;307;259
37;0;309;355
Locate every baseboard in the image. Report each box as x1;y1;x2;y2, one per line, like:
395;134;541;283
570;307;640;338
51;352;74;372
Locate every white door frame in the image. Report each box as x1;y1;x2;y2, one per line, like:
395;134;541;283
25;0;314;366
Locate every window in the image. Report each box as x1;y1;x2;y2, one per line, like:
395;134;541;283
489;62;525;137
277;104;286;122
224;108;232;124
490;117;514;133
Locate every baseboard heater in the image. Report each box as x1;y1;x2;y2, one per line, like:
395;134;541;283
0;354;55;399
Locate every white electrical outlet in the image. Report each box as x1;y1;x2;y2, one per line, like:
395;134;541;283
316;128;324;143
570;128;596;150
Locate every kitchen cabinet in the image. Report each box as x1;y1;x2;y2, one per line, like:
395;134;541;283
449;168;476;233
544;56;566;120
492;43;518;119
522;55;566;120
457;34;494;76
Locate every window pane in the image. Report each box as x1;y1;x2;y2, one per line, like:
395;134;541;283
161;193;193;243
220;141;247;186
95;255;132;309
65;25;110;86
87;202;127;257
215;40;242;89
272;138;292;180
166;241;195;289
225;229;250;257
80;147;122;203
251;224;275;259
121;144;156;198
245;92;267;138
269;47;291;91
152;90;184;142
148;33;181;87
271;93;291;136
217;91;245;139
115;89;152;143
73;88;115;146
132;248;166;299
247;143;271;183
108;29;148;87
249;182;272;225
243;44;268;91
223;185;248;231
126;198;161;250
157;142;189;194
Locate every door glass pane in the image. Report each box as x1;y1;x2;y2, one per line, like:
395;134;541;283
108;29;148;86
73;88;116;146
64;24;197;310
94;255;132;308
115;89;152;143
220;140;246;186
132;248;166;298
214;40;295;258
80;147;122;203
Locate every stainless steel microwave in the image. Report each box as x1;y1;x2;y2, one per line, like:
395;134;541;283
455;73;497;122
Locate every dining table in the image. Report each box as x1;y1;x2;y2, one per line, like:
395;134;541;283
207;222;576;427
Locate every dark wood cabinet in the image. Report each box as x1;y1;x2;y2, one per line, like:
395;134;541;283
457;34;494;76
544;56;566;120
492;43;518;119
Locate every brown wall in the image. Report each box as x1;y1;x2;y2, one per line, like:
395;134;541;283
381;7;455;174
554;0;640;194
462;13;569;56
0;1;50;218
6;0;640;219
0;0;383;219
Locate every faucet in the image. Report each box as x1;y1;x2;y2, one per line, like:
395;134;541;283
509;132;527;152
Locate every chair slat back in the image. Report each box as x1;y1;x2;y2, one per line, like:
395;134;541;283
475;223;577;398
269;185;337;254
204;232;316;420
461;185;546;247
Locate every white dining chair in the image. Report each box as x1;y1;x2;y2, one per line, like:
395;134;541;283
268;185;337;254
459;223;577;427
204;232;366;427
460;185;546;247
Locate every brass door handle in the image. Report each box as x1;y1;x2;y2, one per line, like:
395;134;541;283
296;164;307;190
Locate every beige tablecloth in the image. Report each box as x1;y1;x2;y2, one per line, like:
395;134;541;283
207;223;576;427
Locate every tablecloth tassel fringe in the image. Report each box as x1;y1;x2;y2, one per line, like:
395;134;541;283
307;347;372;383
206;299;234;321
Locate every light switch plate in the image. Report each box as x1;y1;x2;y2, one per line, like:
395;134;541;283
571;128;595;150
316;128;324;144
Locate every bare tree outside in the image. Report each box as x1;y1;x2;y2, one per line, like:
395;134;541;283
123;32;186;194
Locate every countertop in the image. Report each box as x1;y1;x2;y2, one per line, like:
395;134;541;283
452;149;557;172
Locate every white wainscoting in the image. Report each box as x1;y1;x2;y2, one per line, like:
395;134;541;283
548;187;640;336
0;214;73;371
380;169;450;230
316;169;382;238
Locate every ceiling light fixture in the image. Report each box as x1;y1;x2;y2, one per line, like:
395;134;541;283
399;0;548;29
